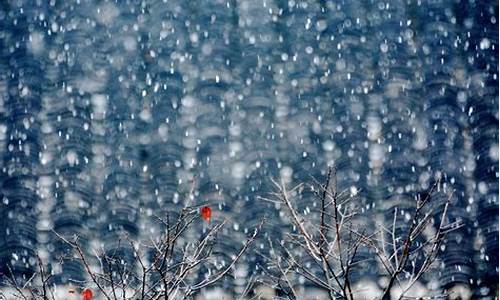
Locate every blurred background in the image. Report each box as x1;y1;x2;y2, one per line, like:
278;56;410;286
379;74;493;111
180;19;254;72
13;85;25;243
0;0;498;298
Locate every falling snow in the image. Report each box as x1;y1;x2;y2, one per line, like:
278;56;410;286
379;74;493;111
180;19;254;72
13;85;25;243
0;0;498;299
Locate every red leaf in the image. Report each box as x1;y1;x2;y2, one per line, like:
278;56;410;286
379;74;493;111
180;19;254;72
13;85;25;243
81;288;93;300
200;206;212;222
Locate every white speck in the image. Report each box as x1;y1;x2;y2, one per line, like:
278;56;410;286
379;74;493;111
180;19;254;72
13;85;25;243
66;151;78;166
181;95;196;108
23;118;31;129
158;124;169;141
139;109;152;122
305;18;312;30
280;166;293;182
350;186;358;196
190;32;199;43
468;106;474;116
480;38;491;50
380;43;389;53
40;151;51;165
489;144;498;161
21;86;29;97
323;140;335;152
316;20;327;31
478;182;488;194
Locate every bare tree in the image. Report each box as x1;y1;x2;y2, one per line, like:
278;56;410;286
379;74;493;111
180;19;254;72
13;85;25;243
259;167;459;300
1;203;264;300
365;180;461;300
0;168;460;300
